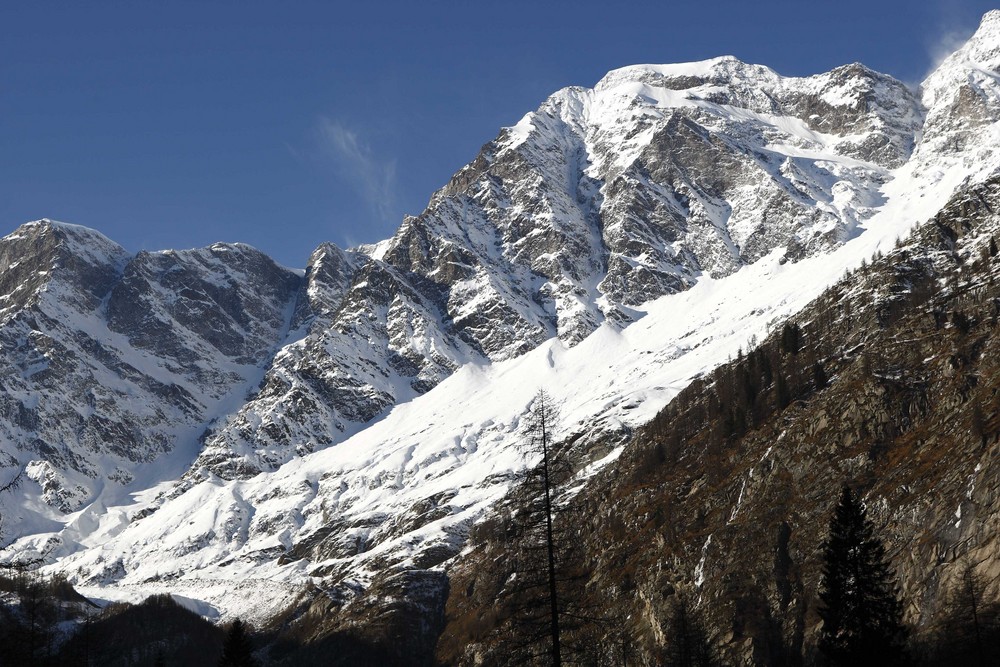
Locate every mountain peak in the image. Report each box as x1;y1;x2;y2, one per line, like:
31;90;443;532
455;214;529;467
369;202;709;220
13;218;120;245
956;8;1000;63
922;10;1000;111
4;218;130;281
980;7;1000;29
593;56;777;93
5;23;1000;655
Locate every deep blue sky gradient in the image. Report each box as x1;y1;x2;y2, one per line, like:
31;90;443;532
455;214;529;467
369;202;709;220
2;0;998;266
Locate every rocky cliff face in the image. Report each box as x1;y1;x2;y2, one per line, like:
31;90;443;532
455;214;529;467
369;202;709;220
3;10;1000;664
0;222;300;514
0;27;932;494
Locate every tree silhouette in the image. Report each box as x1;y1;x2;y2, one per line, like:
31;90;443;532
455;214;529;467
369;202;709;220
0;467;24;543
662;594;717;667
501;390;598;665
818;486;907;666
521;389;563;666
218;618;258;667
927;562;1000;667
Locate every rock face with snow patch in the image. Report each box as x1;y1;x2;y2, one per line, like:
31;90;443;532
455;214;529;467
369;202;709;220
441;173;1000;666
0;222;300;515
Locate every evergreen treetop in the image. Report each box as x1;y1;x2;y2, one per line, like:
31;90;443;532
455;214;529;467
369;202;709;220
818;485;908;666
218;618;259;667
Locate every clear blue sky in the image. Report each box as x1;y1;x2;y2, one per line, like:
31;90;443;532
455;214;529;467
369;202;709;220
2;0;997;266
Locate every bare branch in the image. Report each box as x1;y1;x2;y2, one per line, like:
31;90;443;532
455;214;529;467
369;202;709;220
0;467;23;495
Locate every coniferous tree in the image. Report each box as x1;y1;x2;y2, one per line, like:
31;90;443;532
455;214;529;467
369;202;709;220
818;486;908;666
928;562;1000;667
812;361;828;390
515;389;564;666
218;618;258;667
780;322;802;355
775;371;791;410
662;595;717;667
0;467;24;543
501;390;598;665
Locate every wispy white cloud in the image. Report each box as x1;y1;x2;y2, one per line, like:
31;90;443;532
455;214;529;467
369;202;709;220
924;27;973;79
920;1;981;83
316;117;399;226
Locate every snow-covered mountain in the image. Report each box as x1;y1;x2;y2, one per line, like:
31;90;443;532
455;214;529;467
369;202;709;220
0;222;300;514
195;49;922;481
4;8;1000;633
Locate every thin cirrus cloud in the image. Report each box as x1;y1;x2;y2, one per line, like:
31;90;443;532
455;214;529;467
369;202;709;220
918;1;985;83
923;26;974;80
317;117;400;230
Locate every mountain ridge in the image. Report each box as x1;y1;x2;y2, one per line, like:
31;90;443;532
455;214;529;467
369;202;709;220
3;12;1000;657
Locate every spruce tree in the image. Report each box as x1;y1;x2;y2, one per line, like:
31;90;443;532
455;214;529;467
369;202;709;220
662;595;716;667
217;618;258;667
818;486;907;666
